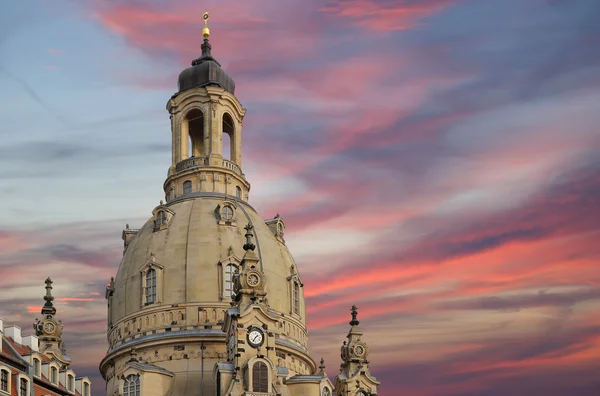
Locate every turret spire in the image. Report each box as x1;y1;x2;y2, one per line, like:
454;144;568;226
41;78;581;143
350;304;360;326
42;277;57;317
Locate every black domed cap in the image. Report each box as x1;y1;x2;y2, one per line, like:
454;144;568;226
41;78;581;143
176;38;235;95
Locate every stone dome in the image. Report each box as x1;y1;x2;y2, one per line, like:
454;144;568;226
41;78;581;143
108;194;308;350
176;38;235;95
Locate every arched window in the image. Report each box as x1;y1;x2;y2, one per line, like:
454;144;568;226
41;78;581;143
293;281;300;315
322;388;331;396
145;268;157;305
68;374;74;391
222;113;235;161
221;206;234;221
252;361;269;392
156;211;166;227
51;366;58;384
181;108;204;158
224;264;237;297
0;369;8;391
84;382;90;396
183;180;192;194
32;358;40;376
123;374;140;396
236;186;241;199
19;378;27;396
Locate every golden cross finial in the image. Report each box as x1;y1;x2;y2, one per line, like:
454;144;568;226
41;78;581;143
202;12;211;39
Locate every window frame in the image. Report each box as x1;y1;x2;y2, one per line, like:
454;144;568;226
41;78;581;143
224;263;237;298
221;206;234;221
145;268;157;305
50;366;58;384
215;201;237;226
67;374;74;392
123;374;140;396
183;180;192;195
139;260;164;309
19;378;27;396
0;367;9;393
293;281;300;315
32;357;40;377
251;361;269;393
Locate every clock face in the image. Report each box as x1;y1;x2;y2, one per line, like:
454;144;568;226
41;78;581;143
247;273;260;287
354;344;365;357
44;322;56;334
247;328;264;348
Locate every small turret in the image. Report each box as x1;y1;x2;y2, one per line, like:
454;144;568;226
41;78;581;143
334;305;380;395
33;278;70;367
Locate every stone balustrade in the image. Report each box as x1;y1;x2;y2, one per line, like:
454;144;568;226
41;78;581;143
174;156;243;176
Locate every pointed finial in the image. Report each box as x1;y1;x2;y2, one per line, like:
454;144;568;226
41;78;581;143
243;223;256;251
202;12;211;39
318;358;326;374
42;277;57;316
128;348;138;363
150;252;155;262
350;305;360;326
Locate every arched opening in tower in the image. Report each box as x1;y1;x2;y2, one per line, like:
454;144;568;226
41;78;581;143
222;112;235;161
187;109;204;157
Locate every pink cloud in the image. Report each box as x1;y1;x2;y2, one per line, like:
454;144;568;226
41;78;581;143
321;0;460;31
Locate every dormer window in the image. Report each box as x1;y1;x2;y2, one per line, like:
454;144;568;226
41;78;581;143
67;374;74;392
51;366;58;384
224;264;237;298
221;206;234;221
215;201;237;226
84;382;90;396
152;205;174;232
265;215;285;243
156;211;166;227
183;180;192;194
140;258;164;309
33;358;40;376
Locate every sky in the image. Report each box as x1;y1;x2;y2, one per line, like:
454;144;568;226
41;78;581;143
1;0;599;395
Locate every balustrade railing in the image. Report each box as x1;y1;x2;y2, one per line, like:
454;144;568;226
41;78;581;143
174;156;243;176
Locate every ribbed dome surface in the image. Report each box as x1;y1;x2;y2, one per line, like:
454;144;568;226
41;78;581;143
111;195;299;328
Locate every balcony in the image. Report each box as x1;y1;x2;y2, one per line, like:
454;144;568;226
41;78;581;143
174;156;243;177
176;156;209;172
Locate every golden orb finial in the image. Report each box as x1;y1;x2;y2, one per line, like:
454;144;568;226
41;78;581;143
202;11;210;39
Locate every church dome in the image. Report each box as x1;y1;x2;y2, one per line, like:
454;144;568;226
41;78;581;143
110;196;303;335
176;38;235;95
